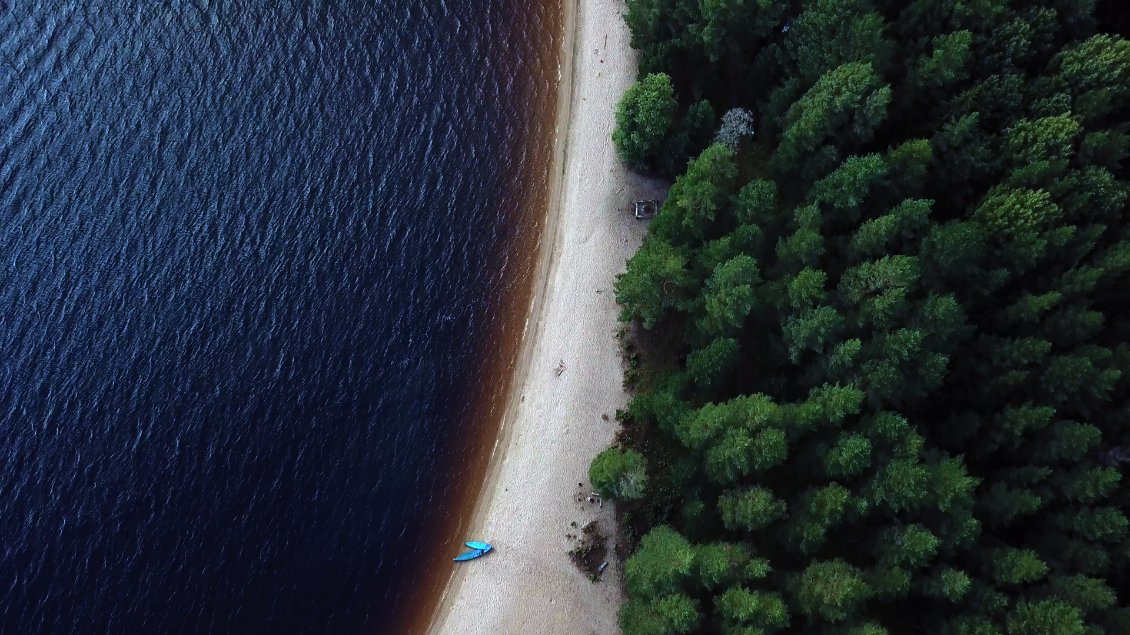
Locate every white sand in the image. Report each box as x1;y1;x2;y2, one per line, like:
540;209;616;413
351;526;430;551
425;0;664;632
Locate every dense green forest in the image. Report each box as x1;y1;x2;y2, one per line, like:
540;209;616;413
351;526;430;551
591;1;1130;633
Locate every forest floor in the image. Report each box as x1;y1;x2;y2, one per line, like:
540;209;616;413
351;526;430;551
425;0;666;632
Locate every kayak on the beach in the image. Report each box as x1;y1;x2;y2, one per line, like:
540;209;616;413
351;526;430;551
453;541;493;562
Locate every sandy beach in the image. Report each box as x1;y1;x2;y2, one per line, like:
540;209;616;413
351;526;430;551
425;0;663;632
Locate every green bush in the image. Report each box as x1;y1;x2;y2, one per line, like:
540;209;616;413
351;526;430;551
589;447;648;500
613;73;677;173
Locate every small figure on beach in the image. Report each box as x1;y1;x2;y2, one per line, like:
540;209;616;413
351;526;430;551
555;360;566;377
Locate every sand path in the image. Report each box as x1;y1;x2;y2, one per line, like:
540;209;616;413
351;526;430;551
425;0;662;632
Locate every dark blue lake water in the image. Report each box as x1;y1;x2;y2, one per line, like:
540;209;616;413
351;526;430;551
0;1;557;632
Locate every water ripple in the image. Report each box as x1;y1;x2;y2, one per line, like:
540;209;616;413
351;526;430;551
0;0;556;632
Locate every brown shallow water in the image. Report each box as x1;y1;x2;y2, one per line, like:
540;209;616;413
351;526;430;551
389;0;566;631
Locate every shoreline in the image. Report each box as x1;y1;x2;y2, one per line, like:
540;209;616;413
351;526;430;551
389;0;568;630
426;0;664;631
421;0;579;626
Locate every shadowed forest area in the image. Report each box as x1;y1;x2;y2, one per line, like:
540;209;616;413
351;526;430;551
590;0;1130;633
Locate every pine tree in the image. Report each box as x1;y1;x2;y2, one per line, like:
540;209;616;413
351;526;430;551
590;447;649;500
772;62;891;178
793;560;872;623
614;73;680;173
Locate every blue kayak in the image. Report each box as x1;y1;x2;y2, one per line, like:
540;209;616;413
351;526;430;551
453;549;485;562
453;541;493;562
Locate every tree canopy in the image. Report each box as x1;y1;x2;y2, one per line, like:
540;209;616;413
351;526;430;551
599;2;1130;633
